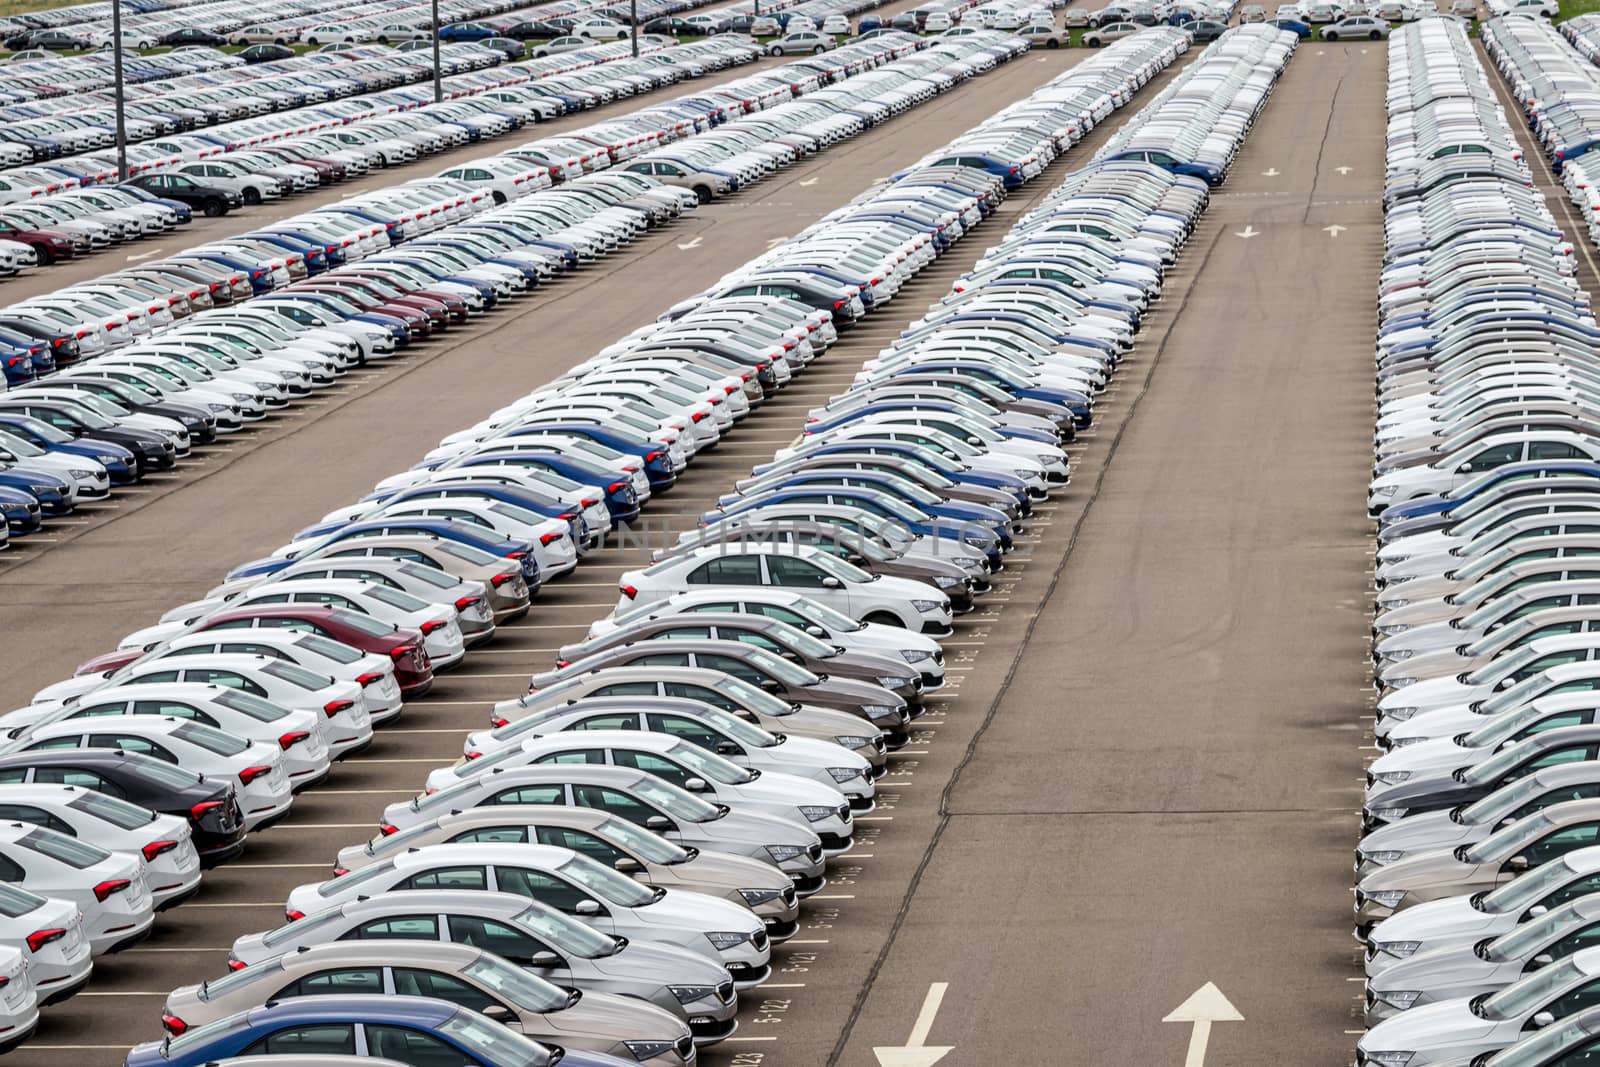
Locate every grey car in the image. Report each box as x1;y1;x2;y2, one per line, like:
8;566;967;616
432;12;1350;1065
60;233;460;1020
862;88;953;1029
335;805;803;933
1355;800;1600;933
226;891;741;1044
163;940;696;1065
377;765;829;893
1365;893;1600;1024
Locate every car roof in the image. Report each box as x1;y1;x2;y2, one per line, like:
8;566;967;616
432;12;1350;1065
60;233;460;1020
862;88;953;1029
247;993;457;1025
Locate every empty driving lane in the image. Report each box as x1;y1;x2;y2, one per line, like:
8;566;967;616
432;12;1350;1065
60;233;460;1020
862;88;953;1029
827;43;1383;1066
0;43;1094;705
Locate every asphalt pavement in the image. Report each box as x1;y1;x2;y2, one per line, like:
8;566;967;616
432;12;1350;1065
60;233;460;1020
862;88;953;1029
0;35;1391;1067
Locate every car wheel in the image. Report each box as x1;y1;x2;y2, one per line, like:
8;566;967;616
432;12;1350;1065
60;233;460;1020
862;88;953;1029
1323;30;1337;38
202;198;225;217
1047;36;1060;46
692;184;713;203
275;37;287;45
491;191;507;205
30;243;51;265
864;611;903;627
378;34;389;43
771;45;785;54
242;188;261;205
1368;28;1380;37
813;43;826;52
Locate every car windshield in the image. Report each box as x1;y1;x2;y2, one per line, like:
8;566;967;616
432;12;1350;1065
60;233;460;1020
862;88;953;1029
17;827;109;868
318;860;394;898
213;688;288;722
808;550;874;584
364;585;431;613
1466;811;1558;863
693;705;777;747
165;1013;250;1056
1477;674;1563;720
513;902;619;957
260;660;332;690
68;790;157;830
1482;958;1583;1020
789;595;865;633
331;608;393;636
1486;1016;1600;1065
1462;775;1551;825
557;854;655;906
1487;903;1578;962
200;955;283;1001
174;722;249;757
1462;704;1554;750
741;644;818;686
632;775;720;821
1485;858;1581;911
365;818;440;856
665;740;753;784
597;816;691;864
717;675;793;715
398;562;457;589
1466;644;1547;686
261;905;344;947
438;1007;553;1067
128;756;203;789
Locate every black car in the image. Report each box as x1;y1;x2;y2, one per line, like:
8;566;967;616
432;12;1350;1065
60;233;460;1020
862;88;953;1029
3;29;87;50
158;27;228;46
42;377;219;444
503;19;564;38
238;42;294;63
641;16;702;34
1186;18;1228;39
0;749;247;867
0;397;176;475
122;173;241;217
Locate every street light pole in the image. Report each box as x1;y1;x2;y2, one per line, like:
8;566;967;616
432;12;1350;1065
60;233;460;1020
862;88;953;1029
630;0;639;57
111;0;128;181
430;0;443;103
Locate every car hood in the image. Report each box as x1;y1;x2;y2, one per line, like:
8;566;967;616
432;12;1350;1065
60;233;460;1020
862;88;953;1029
712;768;846;810
1370;895;1504;957
687;807;820;850
630;887;761;934
653;848;791;892
1360;849;1477;895
548;986;689;1041
1366;941;1503;997
1360;1000;1499;1055
1361;810;1478;857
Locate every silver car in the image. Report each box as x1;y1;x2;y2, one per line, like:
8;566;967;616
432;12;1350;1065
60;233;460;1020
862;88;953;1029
1365;893;1600;1024
335;805;803;932
378;765;829;893
162;940;695;1065
227;891;740;1044
283;842;774;987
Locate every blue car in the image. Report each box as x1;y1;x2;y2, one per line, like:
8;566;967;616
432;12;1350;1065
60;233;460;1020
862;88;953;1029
715;469;1014;546
226;517;542;585
486;422;678;492
873;356;1094;426
453;451;641;526
124;993;632;1067
308;480;591;549
0;414;137;484
0;465;69;516
805;399;1059;447
1267;16;1313;36
0;486;39;534
1376;461;1600;526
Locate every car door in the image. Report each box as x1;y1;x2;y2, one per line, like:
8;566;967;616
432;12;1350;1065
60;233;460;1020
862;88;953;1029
362;1024;475;1065
445;911;572;979
281;966;385;996
243;1024;359;1056
761;554;850;613
495;864;613;930
647;712;739;758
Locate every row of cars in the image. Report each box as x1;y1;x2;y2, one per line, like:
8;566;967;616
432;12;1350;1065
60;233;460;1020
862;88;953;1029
0;31;1051;1061
91;22;1245;1065
0;32;970;555
1352;18;1600;1067
0;33;768;282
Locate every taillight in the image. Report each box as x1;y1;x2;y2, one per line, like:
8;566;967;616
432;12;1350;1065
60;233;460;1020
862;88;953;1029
833;299;845;309
379;823;398;836
690;411;706;422
539;532;562;546
93;879;131;903
581;497;599;508
226;958;247;972
25;928;64;953
189;800;224;823
490;572;519;588
491;716;509;728
356;671;384;687
238;765;273;786
420;620;448;636
161;1013;187;1036
607;480;628;493
455;595;483;612
620;584;638;600
278;730;312;749
464;750;482;760
645;450;663;462
284;909;305;922
323;699;354;718
333;867;350;877
142;840;179;862
389;643;418;663
555;659;572;668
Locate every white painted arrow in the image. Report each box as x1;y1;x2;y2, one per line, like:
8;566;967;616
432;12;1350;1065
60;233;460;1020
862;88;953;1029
1324;224;1346;236
800;177;819;186
1260;167;1279;177
1335;165;1353;175
1233;225;1260;239
1164;983;1242;1067
874;983;953;1067
675;236;704;251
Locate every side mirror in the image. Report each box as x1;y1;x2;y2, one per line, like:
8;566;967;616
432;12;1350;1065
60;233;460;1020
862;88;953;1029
481;1003;512;1022
715;740;740;756
1530;904;1551;917
1532;953;1555;967
613;856;642;873
820;576;843;590
1505;855;1530;873
645;815;672;831
527;950;561;967
966;436;982;446
1533;1011;1557;1029
760;679;783;693
1457;462;1475;474
805;625;827;638
1495;676;1516;691
574;899;601;916
684;777;708;793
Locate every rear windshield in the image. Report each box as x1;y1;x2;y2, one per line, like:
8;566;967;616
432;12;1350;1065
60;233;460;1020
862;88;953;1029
68;791;157;831
17;828;110;869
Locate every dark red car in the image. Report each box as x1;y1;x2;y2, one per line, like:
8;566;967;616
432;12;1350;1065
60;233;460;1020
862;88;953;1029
189;605;434;697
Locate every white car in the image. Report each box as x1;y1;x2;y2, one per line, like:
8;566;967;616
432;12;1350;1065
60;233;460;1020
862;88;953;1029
0;821;153;956
459;701;877;804
0;880;91;1003
8;717;292;832
425;730;861;837
0;945;36;1049
821;14;851;33
0;784;200;910
10;680;331;788
588;587;946;681
575;18;631;38
284;842;774;985
618;543;954;634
